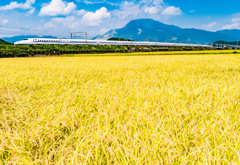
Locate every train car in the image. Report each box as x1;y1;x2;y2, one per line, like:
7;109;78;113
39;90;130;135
14;38;213;48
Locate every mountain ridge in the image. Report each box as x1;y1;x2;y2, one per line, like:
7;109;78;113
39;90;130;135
2;19;240;44
95;19;239;43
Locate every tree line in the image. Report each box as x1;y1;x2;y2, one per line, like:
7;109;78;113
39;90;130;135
0;44;213;58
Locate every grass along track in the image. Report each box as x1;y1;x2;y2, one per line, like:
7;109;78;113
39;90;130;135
0;53;240;164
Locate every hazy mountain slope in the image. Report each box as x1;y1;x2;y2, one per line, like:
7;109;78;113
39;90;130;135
217;29;240;41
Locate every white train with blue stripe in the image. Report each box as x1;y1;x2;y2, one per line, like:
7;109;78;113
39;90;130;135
14;38;212;48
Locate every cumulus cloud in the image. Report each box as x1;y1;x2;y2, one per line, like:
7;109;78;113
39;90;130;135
112;1;141;20
144;7;159;14
44;7;111;30
162;6;182;16
81;7;111;26
0;0;35;10
140;0;163;15
39;0;76;16
40;0;183;38
77;9;86;15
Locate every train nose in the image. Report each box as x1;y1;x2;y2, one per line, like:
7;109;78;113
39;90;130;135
14;41;20;45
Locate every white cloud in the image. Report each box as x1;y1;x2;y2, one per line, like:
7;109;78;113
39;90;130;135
0;18;9;25
203;22;217;29
112;2;141;20
81;7;111;26
162;6;182;16
144;7;159;14
77;9;86;15
139;0;163;6
43;7;111;36
232;18;240;22
39;0;76;16
140;0;163;15
52;16;76;23
45;16;77;28
153;0;164;5
99;27;109;35
221;17;240;29
0;0;35;10
36;0;184;39
222;23;239;30
76;0;118;6
44;22;55;28
27;7;35;14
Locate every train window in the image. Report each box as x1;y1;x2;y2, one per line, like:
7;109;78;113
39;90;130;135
24;39;28;40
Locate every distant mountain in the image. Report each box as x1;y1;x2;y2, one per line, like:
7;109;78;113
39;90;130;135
0;39;11;45
95;19;240;43
217;30;240;41
214;40;240;45
2;35;57;43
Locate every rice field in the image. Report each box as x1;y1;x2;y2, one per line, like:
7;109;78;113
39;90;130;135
0;51;240;164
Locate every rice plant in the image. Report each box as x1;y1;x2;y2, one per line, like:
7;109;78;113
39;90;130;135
0;52;240;164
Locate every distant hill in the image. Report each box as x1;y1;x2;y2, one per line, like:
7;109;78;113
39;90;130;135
2;35;57;43
214;40;240;45
95;19;240;43
0;39;11;45
217;30;240;41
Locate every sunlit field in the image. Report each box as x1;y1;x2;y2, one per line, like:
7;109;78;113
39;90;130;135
0;51;240;164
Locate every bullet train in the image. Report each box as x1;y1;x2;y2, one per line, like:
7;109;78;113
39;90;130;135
14;38;213;48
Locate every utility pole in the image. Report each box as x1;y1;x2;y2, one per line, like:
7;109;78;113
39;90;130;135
85;32;88;44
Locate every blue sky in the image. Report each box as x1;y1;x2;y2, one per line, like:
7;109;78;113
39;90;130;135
0;0;240;38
